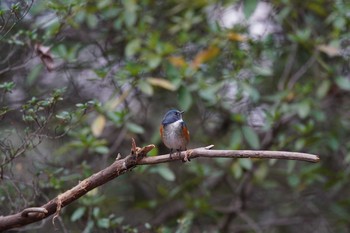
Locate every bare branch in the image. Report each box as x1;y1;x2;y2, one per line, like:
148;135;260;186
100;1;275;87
0;142;319;231
138;146;320;164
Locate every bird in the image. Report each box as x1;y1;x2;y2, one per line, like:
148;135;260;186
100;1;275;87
160;109;190;161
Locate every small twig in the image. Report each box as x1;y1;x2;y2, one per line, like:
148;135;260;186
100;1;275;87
278;43;298;90
287;54;316;89
238;212;263;233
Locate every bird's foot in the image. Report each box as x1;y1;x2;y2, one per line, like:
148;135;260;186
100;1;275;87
181;149;191;162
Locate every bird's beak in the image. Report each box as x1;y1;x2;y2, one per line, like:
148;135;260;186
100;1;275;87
180;111;185;114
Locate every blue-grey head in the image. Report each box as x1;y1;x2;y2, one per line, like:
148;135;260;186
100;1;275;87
162;109;184;125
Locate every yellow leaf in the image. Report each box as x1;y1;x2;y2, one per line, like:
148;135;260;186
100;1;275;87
168;56;186;68
191;46;220;69
317;44;340;57
91;115;106;137
147;77;176;91
227;32;248;42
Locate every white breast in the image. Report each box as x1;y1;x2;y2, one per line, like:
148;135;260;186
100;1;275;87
162;120;188;150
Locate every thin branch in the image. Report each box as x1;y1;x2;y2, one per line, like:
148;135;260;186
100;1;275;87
0;142;320;231
278;43;298;90
139;145;320;164
238;212;263;233
0;0;34;40
231;217;303;231
0;44;16;65
287;54;317;89
0;59;30;75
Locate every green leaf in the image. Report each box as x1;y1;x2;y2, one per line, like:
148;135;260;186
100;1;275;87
56;44;68;57
111;216;124;225
175;212;194;233
0;81;16;92
125;39;141;58
147;146;158;156
138;80;154;95
94;146;109;154
334;17;346;30
92;207;100;217
145;222;152;229
198;83;222;103
231;162;242;179
230;130;242;149
297;101;310;119
331;203;350;220
243;0;258;19
289;29;311;43
55;111;70;120
253;65;273;76
316;80;330;98
335;76;350;91
82;220;94;233
97;0;112;9
242;126;260;149
71;207;86;222
87;14;98;28
126;122;145;134
157;166;176;181
239;158;252;170
287;160;296;174
146;53;162;69
287;174;300;187
295;138;305;150
178;86;192;111
123;0;138;27
27;64;42;86
254;164;268;182
98;218;110;229
124;12;137;27
243;83;260;102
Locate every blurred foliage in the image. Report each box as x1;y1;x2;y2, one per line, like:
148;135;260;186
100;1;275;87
1;0;350;232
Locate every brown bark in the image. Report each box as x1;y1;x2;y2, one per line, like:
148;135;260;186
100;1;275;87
0;141;319;232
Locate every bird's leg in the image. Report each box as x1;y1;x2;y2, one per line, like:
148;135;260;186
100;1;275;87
176;149;182;160
169;148;173;159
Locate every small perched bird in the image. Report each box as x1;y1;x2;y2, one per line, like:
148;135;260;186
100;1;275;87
160;109;190;160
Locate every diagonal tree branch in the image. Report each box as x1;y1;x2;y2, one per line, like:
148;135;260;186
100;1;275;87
0;141;319;232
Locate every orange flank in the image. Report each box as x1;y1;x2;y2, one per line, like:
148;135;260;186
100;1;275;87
182;125;190;143
160;125;164;138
